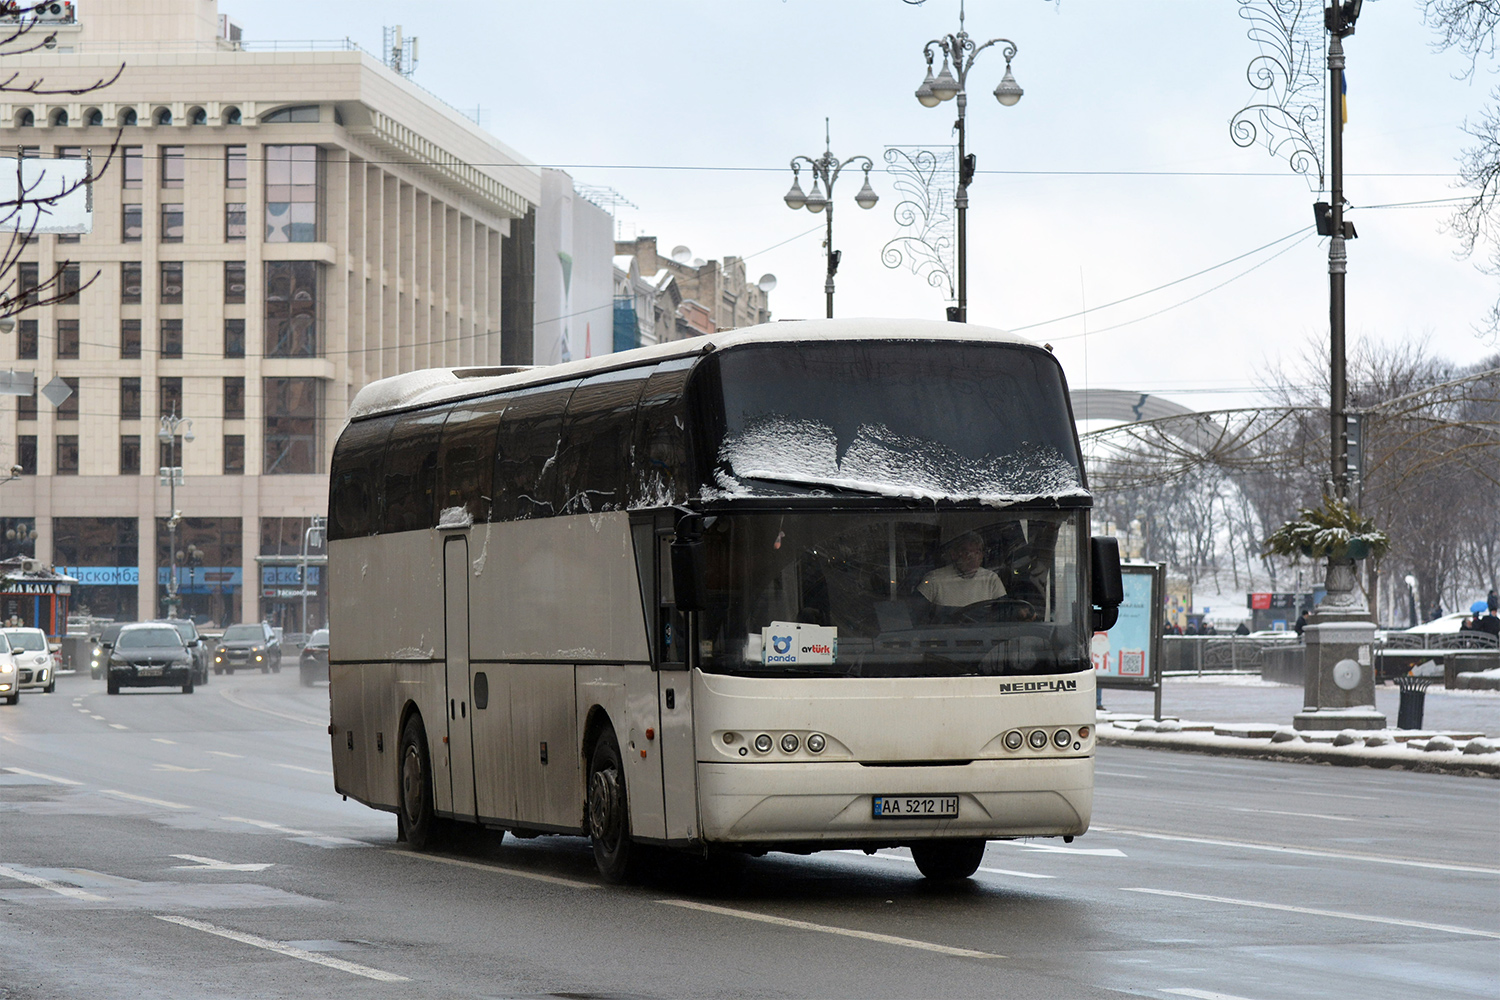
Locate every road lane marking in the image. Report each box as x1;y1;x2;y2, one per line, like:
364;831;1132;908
222;815;370;848
386;849;598;889
0;864;109;901
1227;807;1352;823
171;854;273;872
154;916;407;982
1121;888;1500;939
1161;990;1264;1000
76;708;90;714
89;715;105;720
206;751;243;758
152;738;178;745
108;724;128;730
222;815;313;835
5;767;81;785
101;789;192;810
216;685;323;727
274;763;333;776
153;764;209;772
1091;825;1500;875
833;850;1054;880
659;899;1001;959
1000;842;1126;857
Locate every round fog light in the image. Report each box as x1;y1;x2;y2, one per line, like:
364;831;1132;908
754;733;773;753
1054;729;1071;748
723;732;737;745
1003;730;1024;751
780;733;799;753
1028;729;1049;750
1078;726;1090;739
806;733;825;753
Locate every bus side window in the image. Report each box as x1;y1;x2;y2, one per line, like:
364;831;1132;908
492;381;579;520
381;410;447;534
328;414;395;540
558;370;645;515
438;402;503;523
631;362;695;508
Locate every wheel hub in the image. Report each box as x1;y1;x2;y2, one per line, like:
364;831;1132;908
588;766;621;845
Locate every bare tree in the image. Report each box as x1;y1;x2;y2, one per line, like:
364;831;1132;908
0;6;123;318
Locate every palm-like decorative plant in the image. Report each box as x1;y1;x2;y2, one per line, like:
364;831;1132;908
1264;495;1389;563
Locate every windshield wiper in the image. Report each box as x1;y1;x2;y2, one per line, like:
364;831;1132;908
739;474;881;497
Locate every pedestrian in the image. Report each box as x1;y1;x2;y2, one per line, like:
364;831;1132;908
1234;622;1250;636
1294;611;1308;636
1489;588;1498;614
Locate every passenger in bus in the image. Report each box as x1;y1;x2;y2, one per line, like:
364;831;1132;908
917;533;1007;608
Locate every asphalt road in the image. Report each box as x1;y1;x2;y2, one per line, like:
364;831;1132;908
2;670;1497;1000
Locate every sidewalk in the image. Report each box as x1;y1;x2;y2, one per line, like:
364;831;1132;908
1096;674;1500;778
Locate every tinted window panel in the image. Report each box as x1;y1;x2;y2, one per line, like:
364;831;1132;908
437;400;504;524
329;415;395;541
380;409;447;533
492;380;579;520
556;369;646;515
631;358;697;507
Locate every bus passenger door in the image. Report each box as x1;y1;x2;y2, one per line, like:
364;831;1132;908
443;537;477;820
649;519;698;842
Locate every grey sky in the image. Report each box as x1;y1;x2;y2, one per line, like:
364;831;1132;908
238;0;1496;409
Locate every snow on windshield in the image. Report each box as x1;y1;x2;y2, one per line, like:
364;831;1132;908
717;414;1083;501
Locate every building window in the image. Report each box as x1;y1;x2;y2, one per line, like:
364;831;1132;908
224;434;245;475
225;145;246;188
57;377;78;421
121;319;141;359
262;106;320;123
225;202;246;241
16;436;36;475
263;377;319;474
121;377;141;420
18;318;37;359
160;261;183;303
55;435;78;475
161;203;184;242
224;261;246;303
224;318;245;358
121;261;142;303
161;146;184;188
17;384;35;421
122;146;142;188
58;263;80;303
223;376;245;420
17;262;37;306
123;203;143;241
120;435;141;475
159;376;182;418
264;145;321;242
56;319;78;359
264;261;318;356
160;319;183;359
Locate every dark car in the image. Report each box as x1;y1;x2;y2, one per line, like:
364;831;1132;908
107;623;194;694
155;619;210;685
90;622;127;681
214;622;281;674
299;628;329;687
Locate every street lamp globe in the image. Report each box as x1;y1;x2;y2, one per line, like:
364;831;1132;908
783;174;807;211
157;419;172;444
930;60;960;102
803;179;827;213
183;424;195;443
914;65;941;108
993;65;1023;106
854;173;879;210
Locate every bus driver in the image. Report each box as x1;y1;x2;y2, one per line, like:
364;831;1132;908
918;532;1007;608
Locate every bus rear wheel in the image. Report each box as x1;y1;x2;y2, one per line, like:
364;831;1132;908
910;839;987;881
587;727;636;883
398;715;440;850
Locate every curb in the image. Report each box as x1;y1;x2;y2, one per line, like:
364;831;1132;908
1096;727;1500;779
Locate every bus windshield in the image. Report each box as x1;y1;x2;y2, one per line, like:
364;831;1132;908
695;510;1089;678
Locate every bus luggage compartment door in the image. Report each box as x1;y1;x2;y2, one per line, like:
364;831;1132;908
443;537;477;820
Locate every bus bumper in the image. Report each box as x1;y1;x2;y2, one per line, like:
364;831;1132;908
696;755;1092;844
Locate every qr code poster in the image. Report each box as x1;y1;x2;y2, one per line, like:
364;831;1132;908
1118;649;1147;676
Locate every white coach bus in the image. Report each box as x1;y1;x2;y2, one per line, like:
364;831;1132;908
327;318;1122;882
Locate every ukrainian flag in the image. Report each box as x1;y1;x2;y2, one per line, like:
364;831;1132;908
1341;73;1348;125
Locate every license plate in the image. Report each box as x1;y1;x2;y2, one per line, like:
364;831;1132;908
137;666;163;676
872;795;959;819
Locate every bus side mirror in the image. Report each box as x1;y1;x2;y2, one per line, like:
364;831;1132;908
1091;535;1123;632
670;524;708;613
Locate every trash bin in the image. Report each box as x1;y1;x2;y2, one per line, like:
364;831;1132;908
1394;674;1432;730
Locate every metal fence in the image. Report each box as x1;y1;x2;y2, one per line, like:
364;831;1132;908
1160;635;1302;674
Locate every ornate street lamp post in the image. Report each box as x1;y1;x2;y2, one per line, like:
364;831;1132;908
913;0;1022;322
157;407;193;617
784;119;879;318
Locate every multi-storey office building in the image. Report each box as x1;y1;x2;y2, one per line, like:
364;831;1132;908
0;0;539;629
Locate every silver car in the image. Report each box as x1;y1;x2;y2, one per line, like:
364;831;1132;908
0;636;17;704
2;628;56;694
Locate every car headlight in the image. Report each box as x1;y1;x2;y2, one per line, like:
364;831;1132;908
0;663;13;674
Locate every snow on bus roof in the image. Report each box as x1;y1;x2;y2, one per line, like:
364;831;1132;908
345;317;1037;422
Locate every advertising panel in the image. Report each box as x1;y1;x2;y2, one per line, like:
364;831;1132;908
1096;563;1161;691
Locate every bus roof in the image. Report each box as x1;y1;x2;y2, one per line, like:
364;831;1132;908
347;318;1038;423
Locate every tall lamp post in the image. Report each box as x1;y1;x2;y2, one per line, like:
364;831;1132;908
1322;0;1361;503
913;0;1022;323
158;408;193;618
783;118;879;318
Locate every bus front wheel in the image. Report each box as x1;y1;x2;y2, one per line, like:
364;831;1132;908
587;727;636;883
910;839;986;881
398;715;440;850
